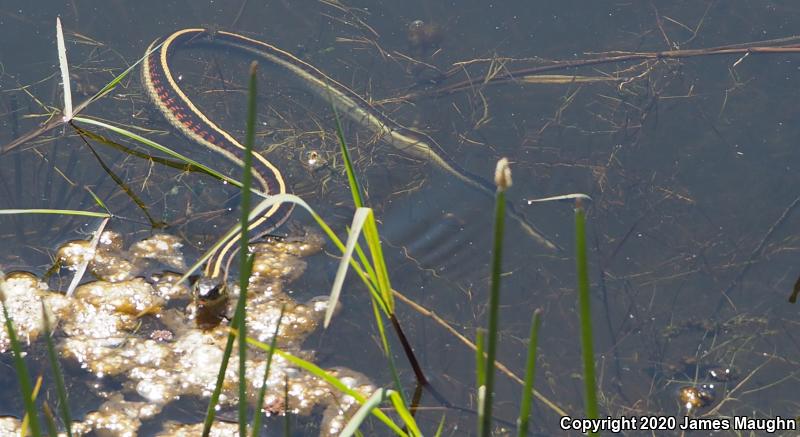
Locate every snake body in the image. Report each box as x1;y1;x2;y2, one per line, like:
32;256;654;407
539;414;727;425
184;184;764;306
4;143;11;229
142;28;556;281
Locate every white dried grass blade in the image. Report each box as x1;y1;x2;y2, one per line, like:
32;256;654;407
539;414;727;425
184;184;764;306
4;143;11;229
339;388;387;437
477;385;487;419
56;17;73;122
177;193;318;285
519;74;622;84
66;216;109;296
0;209;109;218
324;207;370;328
527;193;592;204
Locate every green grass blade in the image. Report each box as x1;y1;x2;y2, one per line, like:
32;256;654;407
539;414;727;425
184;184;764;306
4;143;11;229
71;123;208;175
0;288;41;437
84;187;110;213
177;194;387;317
201;303;242;437
251;305;285;437
41;302;72;437
475;328;486;388
516;308;542;437
71;116;248;191
283;374;290;436
22;375;44;436
434;414;446;437
329;95;364;208
42;402;58;437
362;213;394;312
236;60;259;437
244;335;408;436
575;199;599;428
327;90;393;311
325;207;371;328
349;233;380;294
73;41;164;115
0;209;109;218
388;390;422;437
325;84;419;391
479;158;511;437
203;59;262;437
339;388;388;437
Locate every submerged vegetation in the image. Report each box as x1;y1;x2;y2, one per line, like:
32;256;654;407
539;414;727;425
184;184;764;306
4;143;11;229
1;2;800;435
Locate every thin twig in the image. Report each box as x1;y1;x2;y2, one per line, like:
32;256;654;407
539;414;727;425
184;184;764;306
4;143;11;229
410;37;800;99
391;289;569;418
717;193;800;311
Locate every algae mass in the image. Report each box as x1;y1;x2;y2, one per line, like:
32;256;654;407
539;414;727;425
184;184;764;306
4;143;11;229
0;229;374;436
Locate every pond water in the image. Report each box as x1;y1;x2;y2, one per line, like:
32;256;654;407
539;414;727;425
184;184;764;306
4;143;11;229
1;0;799;435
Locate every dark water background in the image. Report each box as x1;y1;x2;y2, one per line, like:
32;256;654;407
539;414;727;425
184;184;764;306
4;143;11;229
1;1;799;435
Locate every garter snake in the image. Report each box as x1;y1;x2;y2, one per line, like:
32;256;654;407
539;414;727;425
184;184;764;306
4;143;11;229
142;28;557;285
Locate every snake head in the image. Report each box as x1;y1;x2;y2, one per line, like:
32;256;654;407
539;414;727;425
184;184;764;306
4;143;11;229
194;277;225;302
192;277;228;330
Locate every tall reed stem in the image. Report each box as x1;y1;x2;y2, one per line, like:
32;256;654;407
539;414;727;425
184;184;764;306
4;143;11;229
478;158;511;437
575;199;599;429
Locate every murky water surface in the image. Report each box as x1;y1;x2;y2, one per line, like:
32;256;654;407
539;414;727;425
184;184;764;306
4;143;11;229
1;1;799;435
